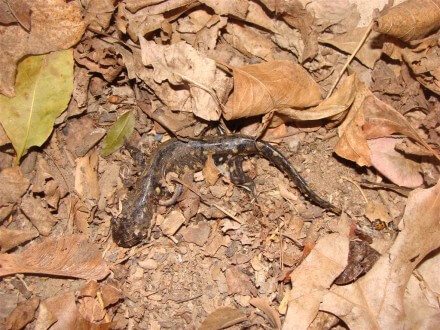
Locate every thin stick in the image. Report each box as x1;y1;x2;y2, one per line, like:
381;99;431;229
326;22;373;99
341;176;368;204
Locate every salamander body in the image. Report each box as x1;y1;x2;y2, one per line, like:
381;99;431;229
112;135;340;247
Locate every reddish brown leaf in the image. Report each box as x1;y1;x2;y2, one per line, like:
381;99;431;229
0;235;110;280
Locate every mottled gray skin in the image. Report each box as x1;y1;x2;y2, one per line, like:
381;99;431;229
112;135;340;247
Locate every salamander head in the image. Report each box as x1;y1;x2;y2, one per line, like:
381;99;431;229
111;203;153;248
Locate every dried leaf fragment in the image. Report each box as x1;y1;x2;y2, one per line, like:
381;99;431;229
0;234;110;280
224;60;321;120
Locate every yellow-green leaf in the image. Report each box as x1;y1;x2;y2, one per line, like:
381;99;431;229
101;111;135;157
0;49;73;162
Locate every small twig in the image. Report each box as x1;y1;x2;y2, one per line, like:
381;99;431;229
341;176;368;204
172;177;244;224
326;22;373;99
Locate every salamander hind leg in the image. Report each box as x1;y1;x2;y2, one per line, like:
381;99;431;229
227;155;256;197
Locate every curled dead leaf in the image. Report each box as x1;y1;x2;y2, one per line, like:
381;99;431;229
224;60;321;120
374;0;440;42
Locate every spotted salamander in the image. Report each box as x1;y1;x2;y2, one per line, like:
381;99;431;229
112;135;341;247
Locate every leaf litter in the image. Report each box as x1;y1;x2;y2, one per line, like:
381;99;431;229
0;0;439;328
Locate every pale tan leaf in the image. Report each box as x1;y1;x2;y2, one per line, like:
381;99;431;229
224;60;321;120
75;150;100;203
282;233;349;329
321;179;440;328
202;154;220;186
0;234;110;280
368;137;423;188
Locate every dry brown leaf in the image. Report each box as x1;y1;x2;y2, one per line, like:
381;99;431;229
0;166;30;221
35;291;112;330
126;0;193;14
0;0;86;97
84;0;115;31
75;150;100;203
224;60;321;120
0;234;110;280
225;266;258;296
0;0;31;28
401;42;440;95
320;179;440;328
20;195;58;236
200;0;249;18
262;0;318;61
374;0;440;42
4;297;40;330
157;210;186;236
139;38;221;121
278;74;356;121
224;23;282;61
282;233;349;329
249;297;282;329
368;137;423;188
319;28;383;69
199;307;247;330
0;227;39;252
202;155;220;186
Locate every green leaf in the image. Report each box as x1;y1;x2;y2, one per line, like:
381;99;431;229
101;111;135;157
0;49;74;163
